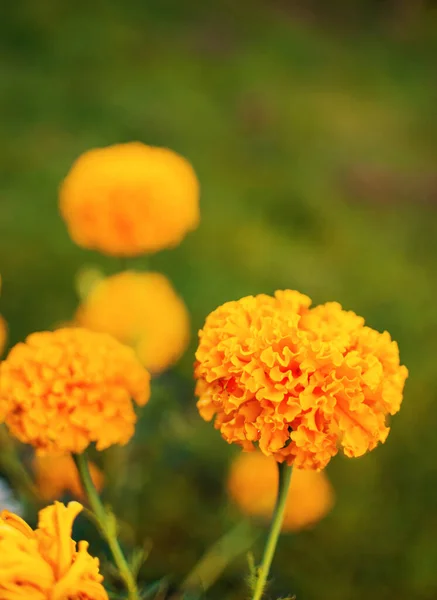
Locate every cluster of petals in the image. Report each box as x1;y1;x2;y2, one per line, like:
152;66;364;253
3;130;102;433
195;290;408;469
0;327;150;454
33;454;103;501
0;501;108;599
59;142;200;256
228;451;334;531
76;271;190;374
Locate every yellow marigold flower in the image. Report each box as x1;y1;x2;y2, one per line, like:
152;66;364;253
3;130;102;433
59;142;200;256
195;290;408;470
0;328;150;453
228;451;334;531
76;271;190;374
0;501;108;599
34;454;104;501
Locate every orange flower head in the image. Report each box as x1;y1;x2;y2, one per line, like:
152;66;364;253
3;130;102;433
59;142;200;256
34;454;104;501
76;271;190;374
228;451;334;531
0;501;108;599
0;327;150;453
195;290;408;470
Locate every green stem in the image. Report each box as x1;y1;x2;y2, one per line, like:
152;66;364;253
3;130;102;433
251;462;293;600
182;520;259;593
73;453;139;600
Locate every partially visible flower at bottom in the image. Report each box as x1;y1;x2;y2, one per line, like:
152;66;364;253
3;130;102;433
0;501;108;599
228;451;334;532
33;454;104;501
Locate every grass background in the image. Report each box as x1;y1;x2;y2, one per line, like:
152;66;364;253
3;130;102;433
1;2;437;599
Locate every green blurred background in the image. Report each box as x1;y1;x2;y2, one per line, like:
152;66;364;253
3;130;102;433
1;2;437;599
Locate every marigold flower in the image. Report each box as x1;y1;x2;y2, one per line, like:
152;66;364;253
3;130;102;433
59;142;200;256
34;454;104;501
228;451;334;531
0;501;108;599
195;290;408;470
0;327;150;453
76;271;190;374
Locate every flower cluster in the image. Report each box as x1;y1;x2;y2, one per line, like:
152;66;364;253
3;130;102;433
228;451;334;531
59;142;200;257
76;271;190;374
195;290;408;469
0;501;108;599
0;327;150;453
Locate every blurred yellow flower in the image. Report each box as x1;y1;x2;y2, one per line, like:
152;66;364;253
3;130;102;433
0;501;108;599
0;275;7;356
195;290;408;469
76;271;190;374
0;327;150;453
0;314;6;357
228;451;334;531
59;142;200;256
34;454;104;501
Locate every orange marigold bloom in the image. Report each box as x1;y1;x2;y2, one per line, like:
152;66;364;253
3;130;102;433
0;501;108;599
59;142;200;256
228;451;334;531
76;271;190;374
195;290;408;470
0;328;150;453
34;454;104;501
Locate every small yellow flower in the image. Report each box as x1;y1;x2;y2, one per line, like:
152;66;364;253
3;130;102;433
0;328;150;453
0;501;108;599
195;290;408;469
33;454;104;501
228;451;334;531
76;271;190;374
59;142;200;256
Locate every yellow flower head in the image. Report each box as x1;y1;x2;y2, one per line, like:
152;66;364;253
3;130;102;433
0;501;108;600
59;142;200;256
195;290;408;470
34;454;104;501
76;271;190;374
0;327;150;453
228;451;334;531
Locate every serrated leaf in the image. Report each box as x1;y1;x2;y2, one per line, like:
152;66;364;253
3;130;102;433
129;540;152;578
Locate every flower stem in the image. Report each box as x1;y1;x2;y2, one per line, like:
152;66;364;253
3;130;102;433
73;453;139;600
251;462;293;600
